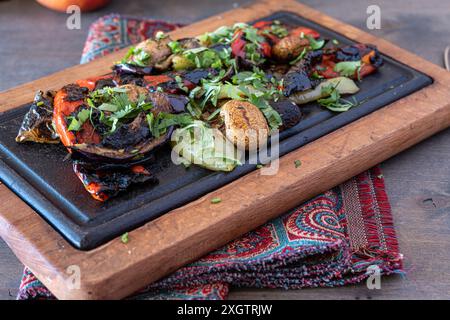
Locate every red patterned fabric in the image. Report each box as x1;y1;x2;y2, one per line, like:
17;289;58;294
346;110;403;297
17;15;403;300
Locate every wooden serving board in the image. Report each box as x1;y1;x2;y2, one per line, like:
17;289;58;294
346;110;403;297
1;0;450;299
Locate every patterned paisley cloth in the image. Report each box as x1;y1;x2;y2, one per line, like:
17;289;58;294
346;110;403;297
17;15;403;300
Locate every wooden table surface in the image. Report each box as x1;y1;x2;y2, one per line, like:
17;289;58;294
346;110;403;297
1;0;449;300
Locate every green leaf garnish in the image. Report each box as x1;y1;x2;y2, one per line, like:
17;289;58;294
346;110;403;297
147;112;194;137
155;31;167;40
168;40;183;54
305;35;325;50
318;84;358;112
121;232;129;244
211;197;222;204
67;108;90;132
122;47;151;67
334;61;362;78
290;48;307;65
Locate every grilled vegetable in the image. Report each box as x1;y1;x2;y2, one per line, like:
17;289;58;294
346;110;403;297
73;162;157;201
289;77;359;105
282;50;323;96
126;37;172;69
171;120;242;171
269;100;302;130
70;115;174;162
220;100;269;150
272;35;309;61
172;55;196;71
53;83;182;163
15;20;385;202
16;90;59;144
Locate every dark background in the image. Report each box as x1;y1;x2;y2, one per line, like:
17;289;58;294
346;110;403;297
1;0;450;299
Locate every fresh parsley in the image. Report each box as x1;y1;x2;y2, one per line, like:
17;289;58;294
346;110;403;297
305;35;325;50
333;61;362;79
122;47;151;67
121;232;129;244
290;48;307;65
147;112;194;137
168;40;183;54
211;197;222;204
318;84;357;112
67;108;90;132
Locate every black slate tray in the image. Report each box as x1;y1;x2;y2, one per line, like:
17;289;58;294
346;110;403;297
0;11;432;250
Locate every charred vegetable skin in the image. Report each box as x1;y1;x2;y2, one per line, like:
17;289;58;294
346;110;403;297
73;163;157;201
16;91;59;144
53;82;176;162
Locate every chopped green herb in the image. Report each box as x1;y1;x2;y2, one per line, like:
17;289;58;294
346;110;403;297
246;92;282;131
334;61;362;79
256;164;263;169
155;31;167;40
211;197;222;204
122;46;151;67
305;35;325;50
290;48;307;65
83;87;155;134
318;84;357;112
206;107;222;121
175;75;189;92
294;160;302;168
147;112;194;137
67;108;90;132
168;40;183;54
36;101;44;107
121;232;129;244
269;24;289;38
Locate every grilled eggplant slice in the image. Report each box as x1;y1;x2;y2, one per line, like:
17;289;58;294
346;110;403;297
270;100;302;131
54;83;176;162
282;50;323;96
73;163;157;201
16;90;59;144
71;121;174;162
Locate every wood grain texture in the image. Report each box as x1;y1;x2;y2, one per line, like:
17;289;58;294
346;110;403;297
1;0;450;299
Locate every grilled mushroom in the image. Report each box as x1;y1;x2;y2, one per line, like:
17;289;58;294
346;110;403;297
220;100;269;151
272;35;309;61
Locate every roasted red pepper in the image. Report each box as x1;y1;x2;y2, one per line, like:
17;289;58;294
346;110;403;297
143;74;173;87
314;54;340;79
53;79;104;149
231;30;247;59
290;27;320;39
